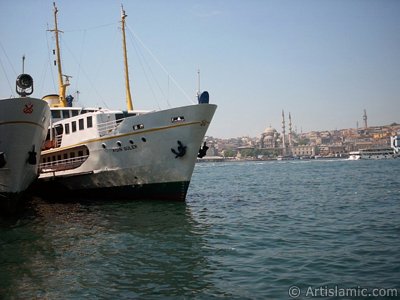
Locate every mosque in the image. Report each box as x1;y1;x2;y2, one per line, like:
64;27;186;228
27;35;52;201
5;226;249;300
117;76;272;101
259;110;316;158
260;126;279;149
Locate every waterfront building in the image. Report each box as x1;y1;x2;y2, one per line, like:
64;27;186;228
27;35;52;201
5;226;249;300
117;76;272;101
291;146;317;157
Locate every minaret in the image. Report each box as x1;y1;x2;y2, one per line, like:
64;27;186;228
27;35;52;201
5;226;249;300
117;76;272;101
288;112;293;148
363;109;368;129
281;110;286;156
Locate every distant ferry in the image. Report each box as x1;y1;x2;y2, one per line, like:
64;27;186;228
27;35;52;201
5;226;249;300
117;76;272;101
276;155;295;161
348;136;400;160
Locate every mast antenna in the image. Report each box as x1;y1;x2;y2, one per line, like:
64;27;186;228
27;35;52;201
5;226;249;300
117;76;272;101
121;4;134;111
22;55;25;73
197;69;201;98
48;2;69;107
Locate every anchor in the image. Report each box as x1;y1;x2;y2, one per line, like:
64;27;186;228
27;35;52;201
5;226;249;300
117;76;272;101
171;140;187;158
197;142;209;158
0;152;6;168
27;145;37;165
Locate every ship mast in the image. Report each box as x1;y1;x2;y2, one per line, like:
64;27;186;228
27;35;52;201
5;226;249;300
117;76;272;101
197;69;200;96
121;5;134;111
50;2;69;107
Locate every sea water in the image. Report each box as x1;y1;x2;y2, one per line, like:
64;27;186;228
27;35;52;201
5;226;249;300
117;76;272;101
1;159;399;299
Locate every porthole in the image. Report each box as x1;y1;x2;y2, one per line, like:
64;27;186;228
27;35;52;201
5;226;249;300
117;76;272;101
141;137;147;142
102;143;107;149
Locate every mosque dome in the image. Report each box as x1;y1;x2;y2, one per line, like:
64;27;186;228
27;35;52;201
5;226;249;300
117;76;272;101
263;126;277;136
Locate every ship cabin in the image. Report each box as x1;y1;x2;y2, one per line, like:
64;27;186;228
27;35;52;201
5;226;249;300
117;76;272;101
40;107;147;173
44;107;147;148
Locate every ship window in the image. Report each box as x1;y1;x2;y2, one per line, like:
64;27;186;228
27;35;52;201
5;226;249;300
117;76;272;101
133;124;144;131
65;123;70;134
79;118;84;130
57;155;61;160
70;152;75;158
72;121;77;132
51;110;61;119
62;110;70;118
63;153;68;159
55;124;63;135
71;110;79;117
171;116;185;123
87;116;93;128
78;150;83;157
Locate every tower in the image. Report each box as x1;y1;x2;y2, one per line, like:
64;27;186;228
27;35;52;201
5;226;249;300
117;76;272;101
363;109;368;129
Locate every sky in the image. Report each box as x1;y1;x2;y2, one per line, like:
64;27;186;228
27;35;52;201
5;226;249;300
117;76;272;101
1;0;399;138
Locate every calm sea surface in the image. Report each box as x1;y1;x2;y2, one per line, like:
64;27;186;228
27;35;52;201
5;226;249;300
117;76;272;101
1;159;400;299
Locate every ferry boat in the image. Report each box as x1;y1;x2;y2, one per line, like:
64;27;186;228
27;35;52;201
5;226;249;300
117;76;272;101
35;4;216;201
0;74;50;210
348;137;399;160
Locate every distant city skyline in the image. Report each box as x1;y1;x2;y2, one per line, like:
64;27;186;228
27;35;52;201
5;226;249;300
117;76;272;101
211;108;398;139
254;108;397;136
1;0;399;138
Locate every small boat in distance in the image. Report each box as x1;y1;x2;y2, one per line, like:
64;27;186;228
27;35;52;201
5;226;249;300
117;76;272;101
0;74;50;212
348;137;400;160
35;4;216;201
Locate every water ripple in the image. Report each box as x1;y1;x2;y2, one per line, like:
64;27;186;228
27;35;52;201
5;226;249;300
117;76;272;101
1;160;399;299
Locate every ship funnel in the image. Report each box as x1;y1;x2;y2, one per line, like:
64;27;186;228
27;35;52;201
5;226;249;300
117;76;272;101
198;91;209;104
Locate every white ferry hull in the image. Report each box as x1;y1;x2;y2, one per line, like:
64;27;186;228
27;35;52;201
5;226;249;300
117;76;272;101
38;104;216;201
359;154;398;160
0;97;50;207
348;147;399;160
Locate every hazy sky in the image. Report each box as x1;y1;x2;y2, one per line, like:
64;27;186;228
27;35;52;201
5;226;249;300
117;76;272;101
1;0;399;138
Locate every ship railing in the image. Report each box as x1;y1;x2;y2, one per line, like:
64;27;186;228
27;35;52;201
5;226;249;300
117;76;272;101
97;119;123;137
39;155;89;173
